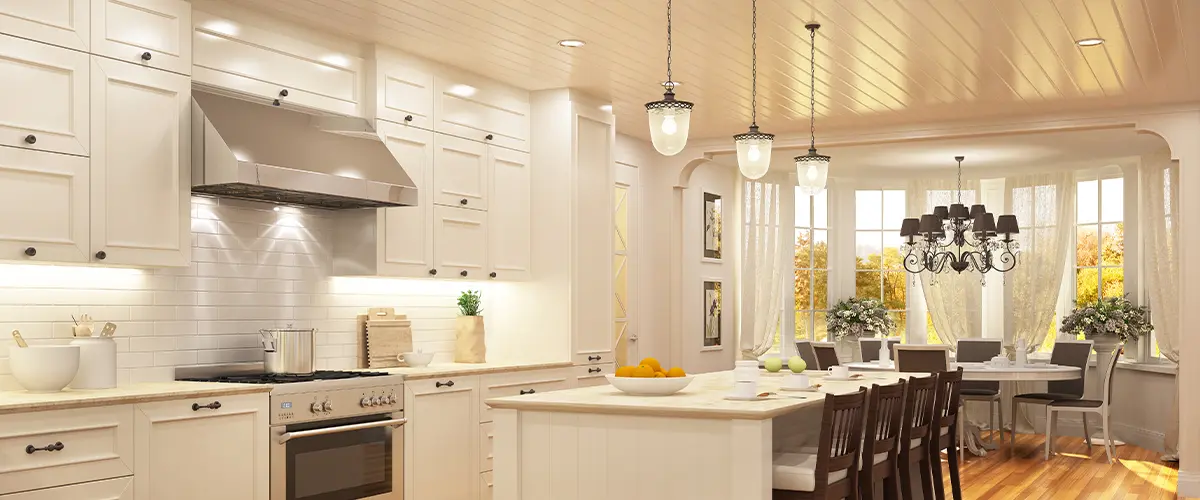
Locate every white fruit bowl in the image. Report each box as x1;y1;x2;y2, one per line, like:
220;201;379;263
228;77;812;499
606;374;694;396
400;352;434;368
10;345;80;393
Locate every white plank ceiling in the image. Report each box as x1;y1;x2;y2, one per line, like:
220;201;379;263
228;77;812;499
230;0;1200;141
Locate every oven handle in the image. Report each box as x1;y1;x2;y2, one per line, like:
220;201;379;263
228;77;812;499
277;417;408;444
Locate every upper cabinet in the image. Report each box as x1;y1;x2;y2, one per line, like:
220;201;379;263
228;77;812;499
488;148;531;281
434;69;530;152
0;0;90;52
91;0;191;75
433;134;489;211
0;35;90;156
192;9;363;116
0;148;90;263
367;46;435;130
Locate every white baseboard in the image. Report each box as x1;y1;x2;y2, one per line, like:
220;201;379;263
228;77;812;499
1178;470;1200;497
1025;415;1165;454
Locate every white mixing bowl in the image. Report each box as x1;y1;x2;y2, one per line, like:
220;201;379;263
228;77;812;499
400;351;435;368
10;345;81;393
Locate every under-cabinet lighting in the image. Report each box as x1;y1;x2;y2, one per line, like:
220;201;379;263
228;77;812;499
202;20;239;37
0;264;144;289
447;84;477;98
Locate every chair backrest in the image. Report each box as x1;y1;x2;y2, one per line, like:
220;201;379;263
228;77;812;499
813;342;840;369
933;368;964;435
956;339;1001;393
813;388;868;496
795;341;819;371
860;338;882;362
898;374;938;448
894;345;950;373
863;380;907;460
1048;340;1093;397
1101;344;1124;406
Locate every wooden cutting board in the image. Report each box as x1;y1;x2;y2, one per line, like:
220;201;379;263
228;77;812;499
357;308;413;368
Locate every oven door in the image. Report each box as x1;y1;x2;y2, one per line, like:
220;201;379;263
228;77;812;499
272;412;405;500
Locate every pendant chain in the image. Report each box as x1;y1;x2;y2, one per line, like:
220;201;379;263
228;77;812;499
666;0;673;88
808;25;817;151
957;158;963;205
750;0;758;126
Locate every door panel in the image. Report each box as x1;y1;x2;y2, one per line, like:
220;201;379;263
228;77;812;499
0;148;88;263
0;36;90;156
433;205;487;279
91;0;191;75
0;0;89;51
432;134;487;210
487;148;530;281
378;122;434;277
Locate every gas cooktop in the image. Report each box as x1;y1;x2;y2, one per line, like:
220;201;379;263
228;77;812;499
180;370;391;385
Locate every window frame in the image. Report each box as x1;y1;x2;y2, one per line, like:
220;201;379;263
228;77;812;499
852;188;909;341
793;188;829;346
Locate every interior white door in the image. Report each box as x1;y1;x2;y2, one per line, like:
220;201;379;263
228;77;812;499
0;148;89;263
378;122;434;277
614;163;640;366
433;134;488;210
433;205;487;279
0;0;89;51
91;0;191;75
0;36;90;156
487;148;530;281
405;378;479;500
90;57;190;267
133;395;268;500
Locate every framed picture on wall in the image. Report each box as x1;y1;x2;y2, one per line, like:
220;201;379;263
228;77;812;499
704;193;722;259
704;281;721;347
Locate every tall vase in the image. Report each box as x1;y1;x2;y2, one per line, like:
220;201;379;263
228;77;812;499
836;337;861;363
455;316;487;363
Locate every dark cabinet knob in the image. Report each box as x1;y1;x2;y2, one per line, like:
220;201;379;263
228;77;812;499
459;270;468;277
140;51;152;61
404;115;413;122
587;355;601;362
95;251;106;260
484;134;494;141
459;199;468;205
435;380;455;388
26;442;64;454
279;89;289;97
23;135;36;144
23;247;35;257
272;99;281;106
192;401;222;411
489;272;497;279
519;389;536;395
588;367;602;373
428;269;438;276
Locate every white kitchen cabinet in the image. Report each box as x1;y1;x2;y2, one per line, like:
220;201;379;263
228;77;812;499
0;477;132;500
133;393;268;500
0;148;89;263
487;147;531;281
0;0;89;52
0;405;133;496
405;377;480;500
478;368;571;424
367;46;435;130
0;35;90;156
90;57;190;267
434;70;530;152
434;205;488;279
571;103;617;366
91;0;191;75
434;134;489;210
572;363;615;388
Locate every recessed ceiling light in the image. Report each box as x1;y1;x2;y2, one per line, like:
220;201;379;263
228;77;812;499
1076;37;1104;47
599;104;613;112
558;39;585;48
661;81;681;88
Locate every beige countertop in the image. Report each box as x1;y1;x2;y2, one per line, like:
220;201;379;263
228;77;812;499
0;382;272;415
486;370;912;420
378;361;574;380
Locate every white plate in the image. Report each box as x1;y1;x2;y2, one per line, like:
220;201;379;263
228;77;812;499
724;394;769;401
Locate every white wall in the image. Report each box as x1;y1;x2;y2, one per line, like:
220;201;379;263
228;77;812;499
0;197;531;389
682;162;738;373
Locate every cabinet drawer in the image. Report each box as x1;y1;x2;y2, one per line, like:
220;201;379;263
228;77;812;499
573;363;614;388
481;471;494;500
92;0;191;75
573;352;612;366
0;35;90;156
479;368;571;423
0;476;132;500
0;405;133;495
479;421;493;473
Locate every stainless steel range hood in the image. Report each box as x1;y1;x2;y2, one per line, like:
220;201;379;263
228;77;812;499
190;90;417;210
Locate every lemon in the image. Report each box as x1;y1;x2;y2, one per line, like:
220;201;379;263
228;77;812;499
615;366;636;378
666;367;686;378
631;365;656;378
639;357;663;373
653;371;666;378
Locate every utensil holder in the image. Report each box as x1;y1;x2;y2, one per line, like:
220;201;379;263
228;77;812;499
69;337;117;389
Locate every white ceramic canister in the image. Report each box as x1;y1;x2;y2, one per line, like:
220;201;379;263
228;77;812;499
69;337;117;389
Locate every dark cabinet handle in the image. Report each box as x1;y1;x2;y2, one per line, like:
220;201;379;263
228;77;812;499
587;355;601;362
23;134;36;144
192;401;222;411
489;272;497;279
460;270;468;277
404;115;413;122
279;89;289;97
24;247;35;257
519;389;536;395
272;99;281;106
95;251;106;260
26;442;64;454
588;367;602;373
140;51;152;61
435;380;455;388
484;134;494;141
428;269;438;276
460;199;468;205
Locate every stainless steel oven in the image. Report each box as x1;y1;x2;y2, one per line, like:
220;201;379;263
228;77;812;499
271;411;405;500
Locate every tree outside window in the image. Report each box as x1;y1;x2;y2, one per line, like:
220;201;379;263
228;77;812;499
1076;179;1125;304
795;189;829;343
854;190;907;340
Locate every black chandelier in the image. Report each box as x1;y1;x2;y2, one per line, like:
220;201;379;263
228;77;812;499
899;156;1021;276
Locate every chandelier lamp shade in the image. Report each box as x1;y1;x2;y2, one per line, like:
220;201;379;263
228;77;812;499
734;0;774;179
795;22;829;196
646;0;693;156
899;156;1020;276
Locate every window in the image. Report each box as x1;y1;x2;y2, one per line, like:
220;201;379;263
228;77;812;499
854;190;907;339
795;189;829;343
1075;178;1125;304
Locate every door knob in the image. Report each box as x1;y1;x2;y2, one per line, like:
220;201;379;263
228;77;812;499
272;99;281;106
484;134;494;141
428;269;438;276
460;270;468;277
489;272;497;279
404;115;413;122
460;199;468;205
279;89;289;97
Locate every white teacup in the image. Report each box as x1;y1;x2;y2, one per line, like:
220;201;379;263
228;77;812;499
783;373;810;390
989;355;1010;368
827;365;850;379
731;380;757;398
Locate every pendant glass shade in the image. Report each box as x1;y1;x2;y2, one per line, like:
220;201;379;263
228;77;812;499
646;92;693;156
794;148;830;196
734;126;774;179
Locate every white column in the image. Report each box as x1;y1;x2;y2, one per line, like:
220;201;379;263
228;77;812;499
980;178;1006;339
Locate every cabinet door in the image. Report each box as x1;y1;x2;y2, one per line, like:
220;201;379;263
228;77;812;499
91;0;190;75
406;378;479;500
433;72;530;152
433;205;487;279
487;148;530;281
0;405;133;496
0;36;89;156
90;57;190;267
378;122;434;277
371;47;435;129
0;148;89;263
572;114;615;365
433;134;488;210
0;0;89;51
0;477;132;500
134;394;269;500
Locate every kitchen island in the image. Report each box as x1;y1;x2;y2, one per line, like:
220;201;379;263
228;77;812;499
486;370;911;500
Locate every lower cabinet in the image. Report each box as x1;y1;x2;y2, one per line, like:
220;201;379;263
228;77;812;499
405;376;481;500
0;477;132;500
573;363;615;388
0;405;133;495
133;393;269;500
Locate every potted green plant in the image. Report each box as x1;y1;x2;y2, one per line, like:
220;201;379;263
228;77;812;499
1060;295;1152;363
827;297;895;361
455;290;486;363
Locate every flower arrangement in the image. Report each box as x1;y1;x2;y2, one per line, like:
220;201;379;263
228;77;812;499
1059;296;1152;342
827;298;895;340
457;290;483;317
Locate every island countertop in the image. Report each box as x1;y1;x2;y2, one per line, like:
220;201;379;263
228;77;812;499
486;370;912;420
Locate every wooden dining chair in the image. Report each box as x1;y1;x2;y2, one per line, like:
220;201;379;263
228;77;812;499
1011;339;1093;449
773;388;868;499
859;380;906;500
896;374;938;500
955;339;1004;442
813;342;840;370
893;345;951;373
1046;345;1123;463
929;368;964;500
795;341;820;371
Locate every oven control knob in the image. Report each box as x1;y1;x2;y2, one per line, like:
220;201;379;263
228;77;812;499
322;401;333;412
385;395;396;405
360;396;372;408
310;402;322;414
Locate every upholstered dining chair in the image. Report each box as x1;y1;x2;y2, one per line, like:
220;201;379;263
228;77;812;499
929;368;965;500
860;338;902;363
1010;339;1093;449
1046;345;1124;463
859;380;907;500
795;341;820;371
813;342;840;370
773;388;868;499
955;338;1004;442
897;374;939;500
894;345;951;373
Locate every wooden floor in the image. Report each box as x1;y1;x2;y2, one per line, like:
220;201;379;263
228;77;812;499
942;432;1180;499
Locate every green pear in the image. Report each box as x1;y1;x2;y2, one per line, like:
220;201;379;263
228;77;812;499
763;357;784;373
788;356;807;373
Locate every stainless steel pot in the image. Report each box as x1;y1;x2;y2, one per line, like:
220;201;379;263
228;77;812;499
260;325;316;375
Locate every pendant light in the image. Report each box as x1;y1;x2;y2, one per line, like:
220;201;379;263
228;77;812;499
645;0;693;156
734;0;774;179
794;22;830;196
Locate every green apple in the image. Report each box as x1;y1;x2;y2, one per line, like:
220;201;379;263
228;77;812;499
763;357;783;373
788;356;807;373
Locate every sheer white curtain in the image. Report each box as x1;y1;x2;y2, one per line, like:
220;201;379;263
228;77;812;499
906;179;983;347
741;173;788;359
1140;152;1180;458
